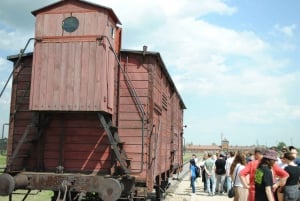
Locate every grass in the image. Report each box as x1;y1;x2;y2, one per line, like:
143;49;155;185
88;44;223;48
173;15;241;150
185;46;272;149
1;191;53;201
183;152;204;163
0;154;6;172
0;154;52;200
183;152;193;163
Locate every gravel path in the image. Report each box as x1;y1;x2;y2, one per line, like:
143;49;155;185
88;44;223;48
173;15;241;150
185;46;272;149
165;164;233;201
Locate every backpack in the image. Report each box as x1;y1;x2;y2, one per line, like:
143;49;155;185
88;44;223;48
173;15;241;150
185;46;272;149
195;166;201;178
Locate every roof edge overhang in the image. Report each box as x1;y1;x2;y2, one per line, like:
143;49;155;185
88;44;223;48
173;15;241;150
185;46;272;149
7;52;33;62
31;0;121;25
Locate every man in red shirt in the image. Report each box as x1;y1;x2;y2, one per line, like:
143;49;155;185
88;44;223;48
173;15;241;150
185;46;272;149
239;147;289;201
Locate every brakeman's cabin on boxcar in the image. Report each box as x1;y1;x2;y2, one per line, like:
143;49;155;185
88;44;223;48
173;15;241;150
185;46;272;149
0;0;186;201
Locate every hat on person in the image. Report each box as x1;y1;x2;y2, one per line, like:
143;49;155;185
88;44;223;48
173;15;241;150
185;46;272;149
263;149;278;161
281;146;288;153
220;152;225;157
255;147;266;154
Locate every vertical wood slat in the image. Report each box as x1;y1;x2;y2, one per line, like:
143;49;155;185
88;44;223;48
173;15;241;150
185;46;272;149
30;44;41;109
39;43;48;110
94;43;104;110
45;43;55;110
79;42;89;109
73;42;82;110
66;42;75;110
53;43;62;109
107;44;114;111
58;42;67;110
87;42;96;110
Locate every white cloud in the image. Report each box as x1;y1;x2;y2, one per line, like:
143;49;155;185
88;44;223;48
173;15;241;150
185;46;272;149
149;0;237;18
143;18;270;89
228;97;300;124
92;0;236;19
0;57;8;72
0;0;299;146
0;29;34;54
274;24;297;37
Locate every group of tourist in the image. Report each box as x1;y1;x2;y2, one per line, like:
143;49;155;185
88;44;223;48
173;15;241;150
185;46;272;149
189;145;300;201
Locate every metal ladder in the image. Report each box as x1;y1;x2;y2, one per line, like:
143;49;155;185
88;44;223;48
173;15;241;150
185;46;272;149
97;112;130;174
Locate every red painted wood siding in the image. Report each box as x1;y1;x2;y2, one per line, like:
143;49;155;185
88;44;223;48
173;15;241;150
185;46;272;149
118;52;185;190
7;57;113;173
41;113;112;173
117;59;149;176
30;2;119;113
6;57;33;168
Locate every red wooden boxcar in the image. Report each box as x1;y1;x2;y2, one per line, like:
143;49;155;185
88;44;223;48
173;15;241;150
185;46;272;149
0;1;186;201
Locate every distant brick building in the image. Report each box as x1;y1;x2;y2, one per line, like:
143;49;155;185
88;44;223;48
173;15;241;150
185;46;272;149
185;139;257;155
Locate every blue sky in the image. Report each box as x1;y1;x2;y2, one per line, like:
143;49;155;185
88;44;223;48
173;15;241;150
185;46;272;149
0;0;300;147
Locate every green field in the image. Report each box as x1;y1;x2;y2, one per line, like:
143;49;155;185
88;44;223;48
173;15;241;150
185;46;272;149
0;155;52;200
1;190;53;201
0;154;6;171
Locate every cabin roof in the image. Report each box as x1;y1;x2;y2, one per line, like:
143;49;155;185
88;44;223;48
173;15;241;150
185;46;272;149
31;0;121;25
7;52;33;61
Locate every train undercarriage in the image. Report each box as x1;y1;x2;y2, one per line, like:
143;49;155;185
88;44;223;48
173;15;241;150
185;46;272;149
0;171;171;201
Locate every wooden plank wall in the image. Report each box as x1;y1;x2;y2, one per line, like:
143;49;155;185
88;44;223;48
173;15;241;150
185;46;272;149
7;57;35;170
117;57;149;174
42;113;111;173
8;56;113;173
118;53;184;189
30;41;113;112
30;8;117;112
170;94;184;169
152;64;172;180
35;4;109;37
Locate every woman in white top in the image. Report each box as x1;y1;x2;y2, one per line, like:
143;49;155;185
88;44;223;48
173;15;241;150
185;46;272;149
230;151;249;201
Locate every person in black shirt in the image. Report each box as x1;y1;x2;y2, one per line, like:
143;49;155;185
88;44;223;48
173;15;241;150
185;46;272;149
281;152;300;201
289;146;300;167
215;152;226;194
255;149;278;201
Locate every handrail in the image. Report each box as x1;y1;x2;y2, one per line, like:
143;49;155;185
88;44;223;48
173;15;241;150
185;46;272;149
1;123;9;155
0;38;38;99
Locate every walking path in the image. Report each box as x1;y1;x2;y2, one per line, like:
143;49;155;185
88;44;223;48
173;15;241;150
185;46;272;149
165;165;233;201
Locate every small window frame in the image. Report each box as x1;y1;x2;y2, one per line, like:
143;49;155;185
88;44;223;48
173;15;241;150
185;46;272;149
62;16;79;33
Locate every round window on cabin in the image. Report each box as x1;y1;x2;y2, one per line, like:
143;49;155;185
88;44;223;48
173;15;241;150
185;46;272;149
62;16;79;32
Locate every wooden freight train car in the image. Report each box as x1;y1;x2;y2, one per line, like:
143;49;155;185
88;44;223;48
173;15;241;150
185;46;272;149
0;0;186;201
